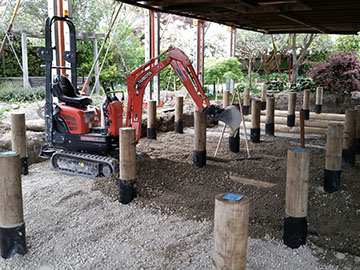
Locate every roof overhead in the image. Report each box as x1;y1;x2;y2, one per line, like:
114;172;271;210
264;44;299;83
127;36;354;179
118;0;360;34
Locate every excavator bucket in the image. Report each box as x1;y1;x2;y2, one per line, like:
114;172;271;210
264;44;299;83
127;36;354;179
214;105;242;132
202;104;242;131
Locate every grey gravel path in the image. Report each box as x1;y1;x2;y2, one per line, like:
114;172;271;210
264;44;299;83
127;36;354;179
0;162;349;270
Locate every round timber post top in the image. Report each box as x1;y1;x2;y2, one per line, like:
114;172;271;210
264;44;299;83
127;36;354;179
216;193;249;205
0;151;19;158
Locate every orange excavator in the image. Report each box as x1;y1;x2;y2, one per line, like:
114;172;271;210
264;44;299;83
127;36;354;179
37;16;241;178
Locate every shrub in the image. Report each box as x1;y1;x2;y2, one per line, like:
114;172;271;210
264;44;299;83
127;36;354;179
235;83;258;94
290;77;317;92
0;86;45;102
244;72;260;85
307;51;360;94
267;79;285;91
0;105;11;119
0;35;45;77
262;72;289;83
236;83;247;93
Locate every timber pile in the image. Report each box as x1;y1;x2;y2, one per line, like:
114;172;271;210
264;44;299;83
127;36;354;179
237;110;346;135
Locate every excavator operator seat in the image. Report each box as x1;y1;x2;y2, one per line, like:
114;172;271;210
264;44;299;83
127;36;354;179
52;75;92;108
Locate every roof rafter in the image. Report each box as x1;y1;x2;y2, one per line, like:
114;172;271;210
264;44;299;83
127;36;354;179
117;0;360;34
278;13;328;33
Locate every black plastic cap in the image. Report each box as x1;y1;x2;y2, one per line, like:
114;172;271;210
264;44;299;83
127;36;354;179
342;149;356;168
20;157;28;175
174;121;183;134
265;123;275;136
229;133;240;153
260;101;266;110
287;114;295;127
147;128;157;140
193;150;206;168
324;169;341;193
0;223;27;259
303;109;310;120
242;105;250;116
315;104;322;114
283;215;307;249
250;128;260;143
119;180;137;204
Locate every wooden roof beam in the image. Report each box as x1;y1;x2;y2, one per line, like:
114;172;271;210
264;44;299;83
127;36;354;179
224;2;312;15
278;13;328;33
205;9;269;32
232;0;257;8
156;0;257;11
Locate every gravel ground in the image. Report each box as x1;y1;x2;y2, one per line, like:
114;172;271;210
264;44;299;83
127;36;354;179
0;162;354;270
1;98;359;269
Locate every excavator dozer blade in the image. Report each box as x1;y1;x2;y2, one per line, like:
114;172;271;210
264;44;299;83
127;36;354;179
215;105;242;131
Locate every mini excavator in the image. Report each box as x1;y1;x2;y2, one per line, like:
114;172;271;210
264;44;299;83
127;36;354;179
37;16;241;178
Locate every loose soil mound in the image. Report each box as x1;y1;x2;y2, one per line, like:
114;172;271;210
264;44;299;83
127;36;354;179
93;128;360;261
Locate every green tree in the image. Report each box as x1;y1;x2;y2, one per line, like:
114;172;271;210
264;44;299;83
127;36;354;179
235;30;289;87
0;0;47;35
67;3;145;87
204;57;243;85
72;0;115;33
336;35;360;55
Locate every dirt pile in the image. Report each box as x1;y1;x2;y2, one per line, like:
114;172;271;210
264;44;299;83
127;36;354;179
93;129;360;262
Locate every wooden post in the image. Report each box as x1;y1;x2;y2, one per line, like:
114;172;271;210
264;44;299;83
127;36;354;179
147;100;157;139
315;87;323;114
0;151;27;259
300;109;305;148
11;113;28;175
250;99;261;143
174;96;184;134
287;92;297;127
260;110;345;121
355;105;360;154
229;104;240;153
193;108;206;168
119;127;137;204
223;90;230;108
265;97;275;136
324;123;344;193
213;193;249;270
283;148;310;249
242;87;250;115
342;109;357;167
260;84;267;110
303;90;310;120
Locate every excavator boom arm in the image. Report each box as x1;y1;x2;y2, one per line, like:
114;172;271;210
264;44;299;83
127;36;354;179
126;46;210;140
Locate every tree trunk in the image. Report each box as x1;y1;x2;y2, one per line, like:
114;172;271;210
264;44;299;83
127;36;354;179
291;33;315;85
261;50;275;74
213;81;216;100
291;62;300;85
248;57;252;89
